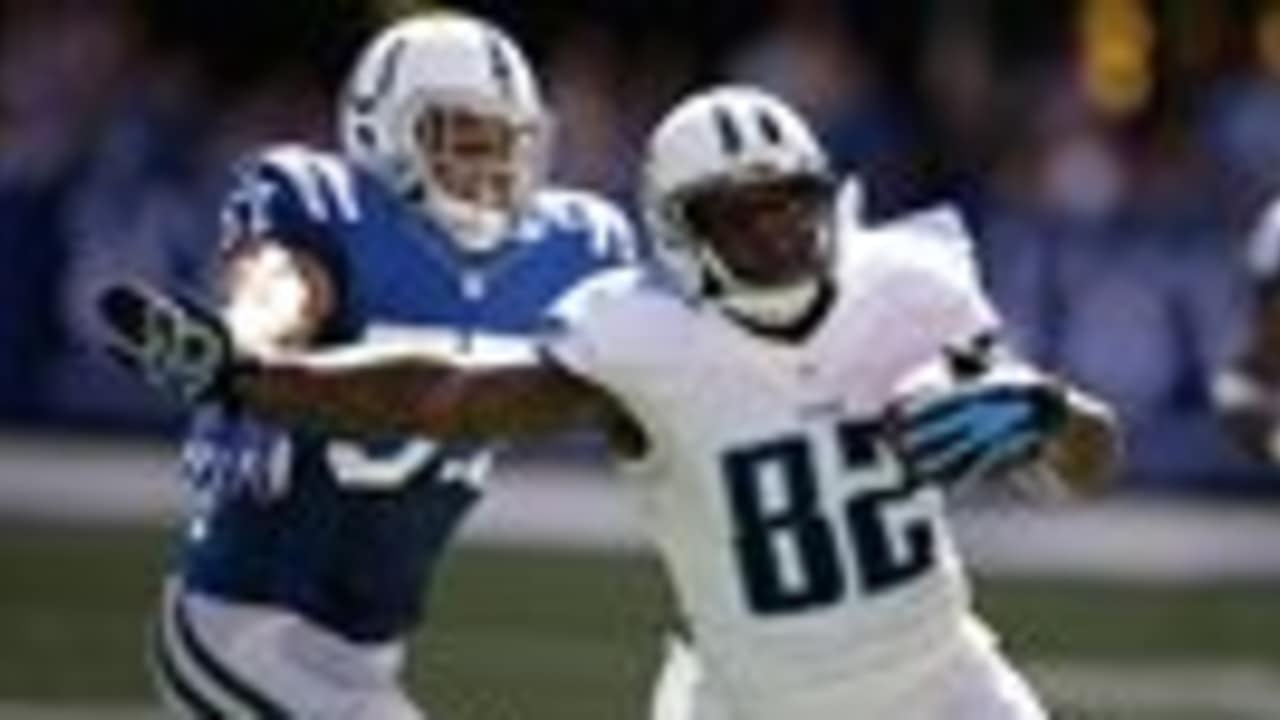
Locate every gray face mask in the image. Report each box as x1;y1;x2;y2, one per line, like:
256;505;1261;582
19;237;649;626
412;104;546;254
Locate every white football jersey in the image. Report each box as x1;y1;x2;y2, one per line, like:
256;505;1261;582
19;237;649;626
549;204;1000;717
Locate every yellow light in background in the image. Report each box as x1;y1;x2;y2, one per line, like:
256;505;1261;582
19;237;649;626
1257;2;1280;78
1081;0;1155;54
1080;0;1155;118
1084;53;1154;117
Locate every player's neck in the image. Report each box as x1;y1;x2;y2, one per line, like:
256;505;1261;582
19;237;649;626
726;279;836;345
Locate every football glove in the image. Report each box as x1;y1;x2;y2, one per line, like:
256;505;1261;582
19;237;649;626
97;282;236;405
888;370;1068;489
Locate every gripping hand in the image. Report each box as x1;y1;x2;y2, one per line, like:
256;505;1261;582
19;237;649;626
889;363;1068;489
97;282;236;405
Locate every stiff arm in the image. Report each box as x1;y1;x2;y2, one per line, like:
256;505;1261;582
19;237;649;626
232;347;646;456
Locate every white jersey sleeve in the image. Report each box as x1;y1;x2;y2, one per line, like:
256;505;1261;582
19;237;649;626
543;266;647;384
844;203;1001;369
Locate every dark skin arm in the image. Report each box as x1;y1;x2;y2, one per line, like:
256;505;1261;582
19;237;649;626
218;231;645;457
950;335;1122;498
232;327;1119;485
232;350;647;457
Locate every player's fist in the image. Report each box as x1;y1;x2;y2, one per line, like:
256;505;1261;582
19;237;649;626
97;282;235;405
887;360;1068;489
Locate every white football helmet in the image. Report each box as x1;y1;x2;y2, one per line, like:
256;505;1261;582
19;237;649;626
341;12;549;254
643;85;835;327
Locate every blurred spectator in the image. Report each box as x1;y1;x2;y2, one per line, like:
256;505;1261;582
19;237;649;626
545;23;635;200
0;0;141;421
730;0;907;215
982;79;1258;493
47;54;330;427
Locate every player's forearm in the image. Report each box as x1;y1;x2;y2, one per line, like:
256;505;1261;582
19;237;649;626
231;351;466;440
1042;389;1122;497
231;347;607;445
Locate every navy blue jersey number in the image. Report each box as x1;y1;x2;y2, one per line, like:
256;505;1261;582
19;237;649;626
721;421;935;616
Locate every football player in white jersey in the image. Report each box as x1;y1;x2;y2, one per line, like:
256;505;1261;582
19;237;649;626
100;86;1121;719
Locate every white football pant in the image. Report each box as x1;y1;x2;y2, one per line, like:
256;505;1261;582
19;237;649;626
149;580;423;719
648;618;1047;720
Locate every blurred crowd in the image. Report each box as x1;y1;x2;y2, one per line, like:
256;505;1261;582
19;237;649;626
3;0;1279;496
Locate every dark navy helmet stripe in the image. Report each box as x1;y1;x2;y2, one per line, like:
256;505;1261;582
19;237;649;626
372;39;406;103
150;619;223;719
171;596;291;719
757;107;783;144
713;106;744;156
351;38;405;114
487;34;514;99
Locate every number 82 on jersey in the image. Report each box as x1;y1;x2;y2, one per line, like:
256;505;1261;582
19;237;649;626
721;420;938;616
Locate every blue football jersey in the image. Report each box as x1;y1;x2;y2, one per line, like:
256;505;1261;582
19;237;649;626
177;144;633;642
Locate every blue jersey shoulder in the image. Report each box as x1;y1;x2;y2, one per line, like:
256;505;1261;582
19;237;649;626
219;143;373;261
518;187;639;265
449;187;637;336
219;143;468;338
182;173;632;643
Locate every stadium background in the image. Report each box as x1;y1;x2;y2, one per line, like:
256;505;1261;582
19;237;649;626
1;0;1278;717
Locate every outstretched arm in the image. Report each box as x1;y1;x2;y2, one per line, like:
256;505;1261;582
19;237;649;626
98;281;642;453
233;346;628;446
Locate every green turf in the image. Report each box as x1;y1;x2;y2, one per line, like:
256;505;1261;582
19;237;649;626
979;577;1280;667
0;520;1277;718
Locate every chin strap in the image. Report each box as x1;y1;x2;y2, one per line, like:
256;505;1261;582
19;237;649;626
716;278;822;329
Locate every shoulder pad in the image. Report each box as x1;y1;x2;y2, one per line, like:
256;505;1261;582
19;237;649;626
526;188;639;263
886;203;974;254
253;144;362;224
547;266;646;327
227;144;362;232
846;202;980;285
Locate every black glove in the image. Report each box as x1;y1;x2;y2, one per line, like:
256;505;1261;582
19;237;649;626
889;372;1068;489
97;282;236;405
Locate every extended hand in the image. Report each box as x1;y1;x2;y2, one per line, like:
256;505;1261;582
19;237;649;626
97;282;235;405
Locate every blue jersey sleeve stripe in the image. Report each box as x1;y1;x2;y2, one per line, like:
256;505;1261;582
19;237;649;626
310;154;361;223
253;146;362;224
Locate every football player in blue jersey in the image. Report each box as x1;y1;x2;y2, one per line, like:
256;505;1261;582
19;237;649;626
114;12;634;719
